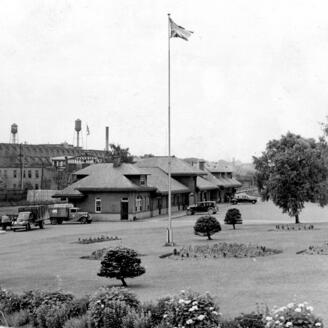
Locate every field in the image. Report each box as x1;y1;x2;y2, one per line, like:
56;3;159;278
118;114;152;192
1;201;328;321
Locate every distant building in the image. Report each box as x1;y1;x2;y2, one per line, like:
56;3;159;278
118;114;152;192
0;143;106;191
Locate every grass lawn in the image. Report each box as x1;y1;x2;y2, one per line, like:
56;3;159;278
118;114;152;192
1;201;328;322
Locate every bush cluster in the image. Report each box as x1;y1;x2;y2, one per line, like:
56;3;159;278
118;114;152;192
264;302;323;328
0;287;324;328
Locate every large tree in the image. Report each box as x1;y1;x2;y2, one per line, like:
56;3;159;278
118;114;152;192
253;132;328;223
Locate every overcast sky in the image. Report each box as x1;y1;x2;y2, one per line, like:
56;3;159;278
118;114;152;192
1;0;328;162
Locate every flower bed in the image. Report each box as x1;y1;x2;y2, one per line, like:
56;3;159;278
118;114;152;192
168;243;282;259
297;242;328;255
80;248;108;260
76;235;120;244
275;224;314;231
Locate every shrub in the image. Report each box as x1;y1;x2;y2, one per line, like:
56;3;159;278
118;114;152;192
102;300;131;328
88;287;140;328
68;297;90;318
142;298;171;327
234;312;265;328
121;308;152;328
63;314;89;328
224;208;242;229
98;247;146;287
161;290;221;328
194;216;221;240
264;302;323;328
20;290;74;326
0;287;23;314
36;302;72;328
4;309;30;327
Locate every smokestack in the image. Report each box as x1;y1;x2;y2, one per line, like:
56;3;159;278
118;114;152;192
105;126;109;152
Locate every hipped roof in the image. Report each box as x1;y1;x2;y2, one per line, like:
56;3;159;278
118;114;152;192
146;167;190;194
137;156;205;176
54;163;155;197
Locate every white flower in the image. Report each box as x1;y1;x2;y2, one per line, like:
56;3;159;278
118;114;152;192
266;316;273;321
275;321;280;324
186;319;193;325
185;300;191;304
192;301;198;305
287;303;294;309
294;308;301;313
285;322;292;327
163;314;168;318
209;307;214;310
298;303;305;308
181;290;185;294
315;323;322;327
179;299;185;304
197;314;205;320
212;311;219;315
189;306;196;312
306;306;314;312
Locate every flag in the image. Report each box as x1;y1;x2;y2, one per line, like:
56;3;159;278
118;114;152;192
169;17;193;41
86;125;90;135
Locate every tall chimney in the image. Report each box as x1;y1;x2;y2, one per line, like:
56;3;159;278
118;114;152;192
105;126;109;152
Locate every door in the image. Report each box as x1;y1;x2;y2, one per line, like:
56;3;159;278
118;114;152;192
95;198;101;213
121;198;128;220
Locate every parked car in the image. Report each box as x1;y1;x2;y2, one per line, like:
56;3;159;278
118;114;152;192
186;201;218;215
231;193;257;204
0;214;17;231
48;204;92;224
12;205;48;231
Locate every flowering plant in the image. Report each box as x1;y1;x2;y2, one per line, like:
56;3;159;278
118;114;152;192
264;302;323;328
161;290;221;328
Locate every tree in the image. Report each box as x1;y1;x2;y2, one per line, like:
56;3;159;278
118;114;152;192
253;132;328;224
193;215;221;240
109;144;134;163
98;247;145;287
224;208;242;229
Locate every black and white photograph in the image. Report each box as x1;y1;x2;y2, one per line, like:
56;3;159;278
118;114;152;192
1;1;328;327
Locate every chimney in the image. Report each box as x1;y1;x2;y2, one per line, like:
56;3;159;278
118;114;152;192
199;160;205;171
105;126;109;152
113;155;121;167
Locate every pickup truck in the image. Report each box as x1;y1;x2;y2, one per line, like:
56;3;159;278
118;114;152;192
48;204;92;224
11;205;48;231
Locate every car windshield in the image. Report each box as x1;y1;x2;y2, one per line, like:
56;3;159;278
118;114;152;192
17;212;30;220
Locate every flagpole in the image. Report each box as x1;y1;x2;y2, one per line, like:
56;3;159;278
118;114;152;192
167;13;173;245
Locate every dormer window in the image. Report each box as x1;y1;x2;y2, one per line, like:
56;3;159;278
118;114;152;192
140;176;146;186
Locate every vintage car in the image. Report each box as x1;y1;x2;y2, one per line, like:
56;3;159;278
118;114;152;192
231;193;258;204
48;204;92;224
186;201;218;215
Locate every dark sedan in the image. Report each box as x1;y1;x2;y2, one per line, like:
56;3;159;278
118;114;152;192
186;201;218;215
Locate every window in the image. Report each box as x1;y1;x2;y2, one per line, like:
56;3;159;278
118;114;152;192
35;170;39;178
35;184;39;189
140;176;146;186
28;170;32;178
13;170;17;178
23;170;26;178
95;197;102;213
136;195;143;212
4;170;7;177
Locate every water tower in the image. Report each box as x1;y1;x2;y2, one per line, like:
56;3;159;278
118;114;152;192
75;119;82;147
10;123;18;144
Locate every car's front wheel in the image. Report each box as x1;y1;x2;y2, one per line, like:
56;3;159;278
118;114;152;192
252;200;257;204
208;208;214;215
